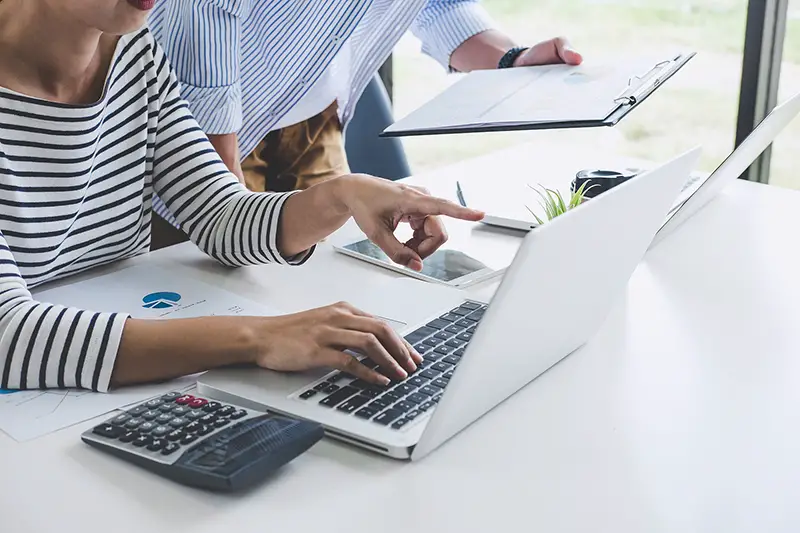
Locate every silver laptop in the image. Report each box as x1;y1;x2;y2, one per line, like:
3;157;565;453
650;90;800;248
197;148;701;460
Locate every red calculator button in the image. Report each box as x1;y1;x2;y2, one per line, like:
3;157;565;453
175;395;195;405
189;398;208;409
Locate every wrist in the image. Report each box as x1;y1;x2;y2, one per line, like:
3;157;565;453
499;46;529;69
325;174;360;218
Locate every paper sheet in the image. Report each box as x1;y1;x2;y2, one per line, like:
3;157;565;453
0;264;283;441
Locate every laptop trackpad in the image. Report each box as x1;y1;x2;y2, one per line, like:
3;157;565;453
346;277;469;331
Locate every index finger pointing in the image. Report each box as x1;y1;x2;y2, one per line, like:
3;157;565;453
412;197;485;222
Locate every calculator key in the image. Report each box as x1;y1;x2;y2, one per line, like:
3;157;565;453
354;407;378;419
119;431;138;443
213;418;230;428
160;392;183;401
188;398;208;409
217;405;235;417
175;395;194;405
197;424;214;436
151;425;171;438
199;413;217;424
419;385;439;396
139;422;157;433
407;393;427;404
147;438;166;451
186;410;206;420
141;410;161;421
124;418;143;429
299;390;317;400
132;435;152;447
144;398;163;409
180;433;198;445
373;409;403;425
92;424;125;439
171;406;190;416
109;413;131;425
336;396;369;414
161;442;181;456
158;403;175;412
166;429;185;442
169;417;188;428
229;409;248;420
126;405;148;417
155;413;173;424
183;422;201;433
391;418;410;430
202;402;222;412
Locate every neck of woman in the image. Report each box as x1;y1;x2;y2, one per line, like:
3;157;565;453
0;0;111;104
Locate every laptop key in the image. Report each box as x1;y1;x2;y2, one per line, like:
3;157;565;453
382;392;402;403
444;371;454;379
443;355;460;365
405;410;422;421
445;325;462;335
419;385;439;396
319;386;358;408
454;348;465;357
404;327;436;345
370;398;391;410
323;384;340;394
434;345;454;355
434;331;451;341
408;376;428;387
313;383;329;391
373;409;404;425
393;384;416;396
337;396;370;414
451;307;470;316
432;362;452;372
391;418;411;430
414;344;432;354
418;401;435;412
355;407;378;419
327;372;348;383
420;369;441;380
439;313;461;323
455;319;472;328
407;393;427;404
422;337;440;348
360;388;381;399
461;302;481;311
432;378;449;389
446;338;465;348
467;325;477;334
426;319;450;330
394;401;414;412
456;333;472;342
299;389;317;400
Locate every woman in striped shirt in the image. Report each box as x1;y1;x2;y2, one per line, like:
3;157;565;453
0;0;483;392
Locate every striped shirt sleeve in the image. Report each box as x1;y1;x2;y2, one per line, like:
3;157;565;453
154;0;251;134
149;40;314;268
411;0;497;70
0;232;128;392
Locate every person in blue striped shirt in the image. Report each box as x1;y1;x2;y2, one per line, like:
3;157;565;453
148;1;581;193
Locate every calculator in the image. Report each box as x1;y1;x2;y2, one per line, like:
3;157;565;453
81;391;324;491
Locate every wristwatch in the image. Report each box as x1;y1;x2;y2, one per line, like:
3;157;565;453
498;46;528;69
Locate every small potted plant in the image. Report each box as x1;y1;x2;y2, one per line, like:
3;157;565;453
526;180;598;224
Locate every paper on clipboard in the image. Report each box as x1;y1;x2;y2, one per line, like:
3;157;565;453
384;53;694;136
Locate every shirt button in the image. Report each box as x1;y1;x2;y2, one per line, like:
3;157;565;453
331;34;340;44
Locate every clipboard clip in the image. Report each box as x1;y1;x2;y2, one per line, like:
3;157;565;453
613;57;678;106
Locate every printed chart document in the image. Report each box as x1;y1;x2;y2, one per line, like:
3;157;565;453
383;52;694;137
0;264;282;441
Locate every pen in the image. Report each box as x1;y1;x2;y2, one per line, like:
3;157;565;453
456;181;467;207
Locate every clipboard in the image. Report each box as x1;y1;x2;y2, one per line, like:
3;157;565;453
381;52;695;138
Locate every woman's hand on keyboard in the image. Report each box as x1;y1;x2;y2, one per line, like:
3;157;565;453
255;302;422;385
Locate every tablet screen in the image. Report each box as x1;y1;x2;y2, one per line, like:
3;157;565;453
343;239;488;283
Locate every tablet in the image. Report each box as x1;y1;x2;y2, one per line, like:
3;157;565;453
333;238;502;288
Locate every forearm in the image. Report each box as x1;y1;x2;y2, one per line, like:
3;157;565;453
278;176;351;258
450;29;517;72
111;316;260;388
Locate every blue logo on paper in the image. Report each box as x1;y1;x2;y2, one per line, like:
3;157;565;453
142;291;182;309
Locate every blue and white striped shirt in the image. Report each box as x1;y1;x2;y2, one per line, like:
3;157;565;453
148;0;495;161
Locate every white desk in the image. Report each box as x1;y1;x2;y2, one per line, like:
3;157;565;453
4;145;800;533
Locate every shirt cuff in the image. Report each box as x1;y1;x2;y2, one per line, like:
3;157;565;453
413;3;497;70
180;83;243;135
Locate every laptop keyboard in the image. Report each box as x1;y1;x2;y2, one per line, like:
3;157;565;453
293;301;487;430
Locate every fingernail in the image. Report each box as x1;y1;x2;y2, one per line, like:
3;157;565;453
380;375;391;385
